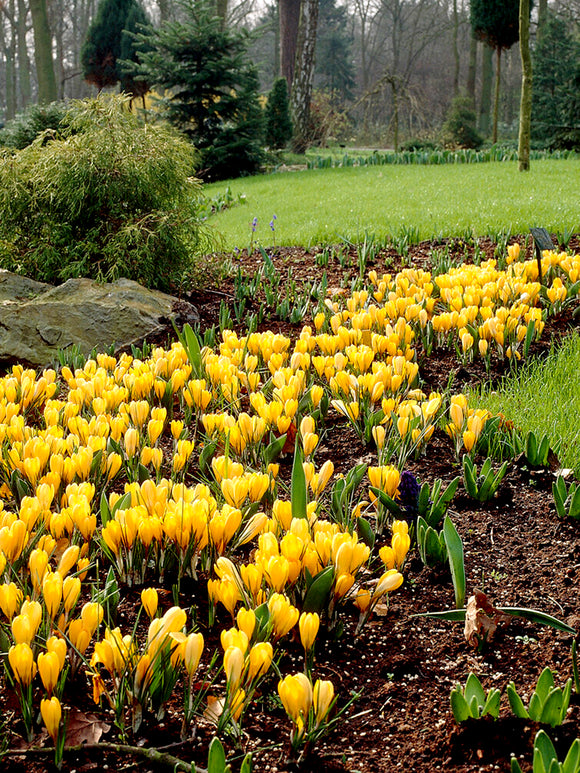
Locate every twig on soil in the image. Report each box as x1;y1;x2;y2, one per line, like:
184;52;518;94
2;741;207;773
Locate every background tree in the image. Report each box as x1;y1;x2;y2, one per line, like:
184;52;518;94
290;0;319;152
128;0;265;180
518;0;532;170
314;0;356;105
470;0;528;143
278;0;301;91
265;76;293;148
29;0;57;102
440;93;483;148
532;10;580;149
82;0;150;93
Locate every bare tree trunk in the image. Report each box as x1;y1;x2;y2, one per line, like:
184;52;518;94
0;10;17;119
453;0;459;96
478;42;493;135
392;80;399;151
467;35;477;107
17;0;31;108
28;0;57;103
290;0;319;153
279;0;301;92
492;46;501;143
216;0;228;28
518;0;532;171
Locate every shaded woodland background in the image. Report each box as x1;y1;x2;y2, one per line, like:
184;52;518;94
1;0;579;152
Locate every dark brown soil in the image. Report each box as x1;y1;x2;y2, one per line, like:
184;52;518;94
3;234;580;773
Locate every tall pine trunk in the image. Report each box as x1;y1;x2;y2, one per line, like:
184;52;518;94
290;0;319;153
453;0;459;96
279;0;301;92
478;42;493;135
492;46;501;144
17;0;32;108
518;0;532;171
467;35;477;107
29;0;57;103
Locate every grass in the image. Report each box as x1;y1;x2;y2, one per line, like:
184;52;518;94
203;159;580;251
470;332;580;476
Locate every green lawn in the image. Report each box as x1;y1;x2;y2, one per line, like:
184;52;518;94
470;332;580;477
203;159;580;250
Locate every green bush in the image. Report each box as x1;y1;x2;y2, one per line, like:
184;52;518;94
0;101;69;149
0;94;212;290
440;95;483;150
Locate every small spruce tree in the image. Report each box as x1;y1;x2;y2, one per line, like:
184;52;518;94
128;0;266;180
440;95;483;149
265;78;293;149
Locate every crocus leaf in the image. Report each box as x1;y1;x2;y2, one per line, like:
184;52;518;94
443;515;465;609
535;667;555;703
303;566;335;613
291;442;307;520
369;486;403;516
562;738;580;773
510;758;524;773
357;517;375;549
207;736;227;773
482;688;501;719
240;753;253;773
450;689;470;723
540;688;564;728
465;673;485;708
535;730;558;773
498;607;576;635
507;682;529;719
100;490;111;526
199;439;218;476
264;433;287;465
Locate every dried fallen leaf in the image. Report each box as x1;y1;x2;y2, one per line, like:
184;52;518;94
204;695;224;725
464;588;511;649
65;709;110;746
373;601;390;617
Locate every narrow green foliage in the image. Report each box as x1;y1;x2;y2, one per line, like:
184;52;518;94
417;607;576;635
511;730;580;773
463;456;509;502
450;673;501;722
507;667;572;727
416;517;448;567
417;477;460;527
524;430;552;467
303;566;335;614
443;516;466;609
552;477;580;519
291;442;307;520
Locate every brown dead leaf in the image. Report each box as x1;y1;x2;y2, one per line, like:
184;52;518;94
464;588;512;649
65;709;110;746
203;695;224;725
373;601;390;617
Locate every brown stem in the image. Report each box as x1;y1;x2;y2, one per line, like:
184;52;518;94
2;741;207;773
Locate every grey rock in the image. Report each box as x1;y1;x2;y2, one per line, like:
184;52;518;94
0;274;199;368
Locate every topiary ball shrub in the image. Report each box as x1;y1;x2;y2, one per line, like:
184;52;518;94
0;94;212;291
